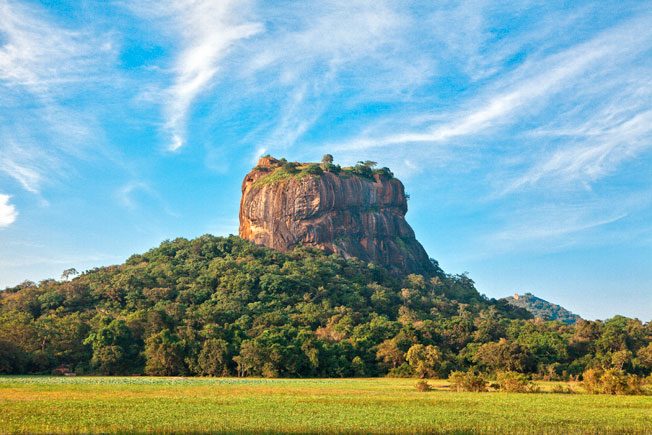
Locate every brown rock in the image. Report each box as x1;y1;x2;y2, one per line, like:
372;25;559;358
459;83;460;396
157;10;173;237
239;158;436;276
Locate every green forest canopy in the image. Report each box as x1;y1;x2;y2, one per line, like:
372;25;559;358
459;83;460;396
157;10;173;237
1;235;650;378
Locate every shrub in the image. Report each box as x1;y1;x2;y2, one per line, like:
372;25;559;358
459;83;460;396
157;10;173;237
373;167;394;178
349;163;374;179
582;368;603;394
551;384;575;394
448;370;488;392
405;344;441;379
415;380;432;392
600;369;628;395
321;162;340;173
302;164;323;176
582;368;646;395
282;162;299;174
626;374;644;395
387;363;414;378
496;371;538;393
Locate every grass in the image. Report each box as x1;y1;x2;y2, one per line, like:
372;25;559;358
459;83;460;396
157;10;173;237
0;376;650;433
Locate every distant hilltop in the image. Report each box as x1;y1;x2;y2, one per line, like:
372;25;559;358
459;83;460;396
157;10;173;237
239;155;437;276
503;292;581;324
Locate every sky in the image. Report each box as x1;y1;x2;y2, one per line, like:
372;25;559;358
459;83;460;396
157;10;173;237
1;0;651;321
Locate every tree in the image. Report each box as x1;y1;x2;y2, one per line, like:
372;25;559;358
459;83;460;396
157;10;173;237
376;339;404;369
144;329;186;375
0;232;648;380
358;160;377;168
197;338;230;376
636;343;652;371
0;339;28;373
472;339;531;373
61;268;79;281
233;340;263;377
84;319;140;375
405;344;441;378
320;154;339;172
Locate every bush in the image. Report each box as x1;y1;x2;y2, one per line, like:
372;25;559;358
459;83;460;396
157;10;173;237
626;374;644;395
302;164;323;176
551;384;575;394
600;369;628;395
349;163;374;179
373;167;394;178
387;363;414;378
282;162;299;174
582;368;646;395
582;368;603;394
415;380;432;392
496;371;538;393
321;162;340;173
448;370;488;392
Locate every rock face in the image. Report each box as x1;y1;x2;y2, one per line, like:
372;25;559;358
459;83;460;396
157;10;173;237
239;157;436;276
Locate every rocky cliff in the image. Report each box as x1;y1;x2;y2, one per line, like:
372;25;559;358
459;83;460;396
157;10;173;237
239;157;436;276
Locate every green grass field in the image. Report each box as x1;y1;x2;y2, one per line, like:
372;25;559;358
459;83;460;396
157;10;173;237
0;376;650;434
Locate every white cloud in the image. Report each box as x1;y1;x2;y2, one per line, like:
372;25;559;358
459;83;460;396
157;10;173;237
170;0;438;157
479;200;636;257
129;0;263;151
0;194;17;227
239;0;433;153
0;0;117;194
504;110;652;193
332;13;652;153
0;0;116;94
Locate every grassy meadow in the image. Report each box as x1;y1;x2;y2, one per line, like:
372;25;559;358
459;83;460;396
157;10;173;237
0;376;650;434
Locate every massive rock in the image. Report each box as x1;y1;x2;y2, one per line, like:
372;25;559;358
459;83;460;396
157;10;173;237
239;157;436;276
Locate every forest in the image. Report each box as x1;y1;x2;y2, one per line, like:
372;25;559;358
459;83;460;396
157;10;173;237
1;235;650;381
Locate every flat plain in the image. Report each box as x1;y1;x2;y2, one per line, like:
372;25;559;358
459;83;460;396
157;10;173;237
0;376;650;434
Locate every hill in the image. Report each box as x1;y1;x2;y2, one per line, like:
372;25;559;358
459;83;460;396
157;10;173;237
1;235;650;380
1;235;530;376
503;293;581;324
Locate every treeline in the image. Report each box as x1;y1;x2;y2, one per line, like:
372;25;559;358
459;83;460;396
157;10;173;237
1;235;650;379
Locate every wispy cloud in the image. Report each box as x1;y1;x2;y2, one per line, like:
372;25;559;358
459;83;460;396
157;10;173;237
129;0;263;151
0;0;117;194
504;109;652;193
0;0;112;91
482;201;633;256
0;193;17;227
165;2;262;151
116;180;179;218
332;13;652;154
178;0;438;160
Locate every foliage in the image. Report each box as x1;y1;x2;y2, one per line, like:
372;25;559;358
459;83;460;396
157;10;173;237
414;380;432;391
448;370;488;392
551;383;576;394
405;344;441;378
582;368;646;395
0;235;650;380
374;167;394;178
495;371;539;393
302;164;323;176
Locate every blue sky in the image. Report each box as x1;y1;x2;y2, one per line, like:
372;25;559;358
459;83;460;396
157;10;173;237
1;0;651;320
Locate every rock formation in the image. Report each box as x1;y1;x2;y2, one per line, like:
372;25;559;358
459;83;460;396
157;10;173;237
239;156;436;276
